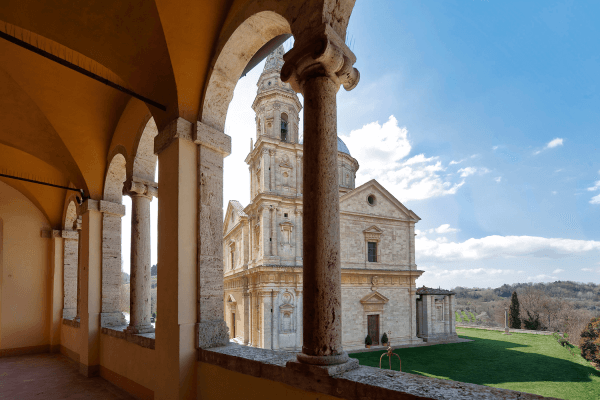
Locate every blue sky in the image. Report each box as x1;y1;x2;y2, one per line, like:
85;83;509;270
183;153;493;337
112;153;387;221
124;1;600;290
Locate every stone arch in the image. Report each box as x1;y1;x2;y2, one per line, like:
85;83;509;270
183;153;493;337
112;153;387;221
131;118;158;182
199;11;292;132
103;153;127;203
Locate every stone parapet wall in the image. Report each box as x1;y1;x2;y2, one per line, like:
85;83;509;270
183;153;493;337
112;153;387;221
199;343;561;400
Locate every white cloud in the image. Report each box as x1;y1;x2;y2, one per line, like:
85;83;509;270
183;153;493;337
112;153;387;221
450;159;464;165
591;194;600;205
587;181;600;191
417;235;600;263
492;145;499;150
434;224;459;234
552;269;564;274
341;116;466;201
526;274;558;282
534;138;564;155
581;268;594;272
547;138;564;148
495;177;502;183
457;167;490;178
552;191;557;195
421;266;519;279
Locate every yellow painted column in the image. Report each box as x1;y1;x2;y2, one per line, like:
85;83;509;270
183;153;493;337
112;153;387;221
154;118;198;400
48;230;63;351
78;200;102;377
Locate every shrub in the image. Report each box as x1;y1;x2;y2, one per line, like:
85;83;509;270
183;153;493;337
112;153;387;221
381;332;388;344
509;291;521;329
580;316;600;365
365;335;372;346
523;310;542;330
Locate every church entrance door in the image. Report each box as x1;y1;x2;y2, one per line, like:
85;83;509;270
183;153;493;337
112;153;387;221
368;315;379;345
232;313;236;338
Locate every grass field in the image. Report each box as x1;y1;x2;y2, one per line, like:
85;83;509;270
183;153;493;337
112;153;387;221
349;328;600;400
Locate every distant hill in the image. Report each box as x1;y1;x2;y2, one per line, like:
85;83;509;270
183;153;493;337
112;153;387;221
452;281;600;311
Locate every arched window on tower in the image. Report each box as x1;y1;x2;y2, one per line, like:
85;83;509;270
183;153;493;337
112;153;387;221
281;113;288;142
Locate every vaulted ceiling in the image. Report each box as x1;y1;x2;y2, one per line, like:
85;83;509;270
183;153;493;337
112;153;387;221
0;0;356;228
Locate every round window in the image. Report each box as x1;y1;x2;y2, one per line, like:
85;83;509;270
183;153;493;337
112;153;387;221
367;195;376;206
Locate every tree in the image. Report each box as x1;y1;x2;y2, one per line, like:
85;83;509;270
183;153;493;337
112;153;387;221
580;316;600;365
151;264;157;276
523;310;542;330
509;291;521;329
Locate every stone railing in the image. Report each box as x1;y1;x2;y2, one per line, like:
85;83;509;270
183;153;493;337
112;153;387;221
198;343;560;400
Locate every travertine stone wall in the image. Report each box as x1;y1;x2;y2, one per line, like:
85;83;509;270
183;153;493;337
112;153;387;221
100;200;126;327
195;122;231;348
341;286;414;349
62;229;79;319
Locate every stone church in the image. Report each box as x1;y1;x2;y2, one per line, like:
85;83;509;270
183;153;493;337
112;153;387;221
223;46;456;351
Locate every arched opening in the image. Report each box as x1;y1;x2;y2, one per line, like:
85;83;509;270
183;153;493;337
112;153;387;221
62;200;78;320
122;118;158;333
280;112;288;142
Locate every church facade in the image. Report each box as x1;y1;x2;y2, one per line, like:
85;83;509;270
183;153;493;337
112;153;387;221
223;46;456;351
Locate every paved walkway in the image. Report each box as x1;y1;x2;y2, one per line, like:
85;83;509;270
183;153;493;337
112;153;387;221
456;324;561;335
0;353;135;400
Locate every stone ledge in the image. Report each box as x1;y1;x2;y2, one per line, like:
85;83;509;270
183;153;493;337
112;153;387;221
199;343;560;400
101;326;155;350
62;318;80;328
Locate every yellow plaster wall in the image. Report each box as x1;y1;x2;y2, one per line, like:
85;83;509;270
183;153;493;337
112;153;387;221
0;181;51;350
99;334;158;394
197;362;342;400
60;324;80;361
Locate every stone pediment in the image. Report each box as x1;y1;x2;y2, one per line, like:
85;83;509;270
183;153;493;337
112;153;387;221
279;303;294;311
339;179;420;221
360;291;389;305
223;200;248;235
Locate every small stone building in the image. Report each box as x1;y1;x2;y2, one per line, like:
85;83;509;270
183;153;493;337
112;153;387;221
416;286;458;342
223;46;455;351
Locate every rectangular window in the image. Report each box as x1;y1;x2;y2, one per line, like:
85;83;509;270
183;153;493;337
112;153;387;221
368;242;377;262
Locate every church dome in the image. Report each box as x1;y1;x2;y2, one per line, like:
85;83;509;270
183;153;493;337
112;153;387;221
299;136;351;156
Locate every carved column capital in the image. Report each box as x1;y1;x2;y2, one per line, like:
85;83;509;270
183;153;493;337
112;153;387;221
262;148;270;155
281;23;359;93
126;178;158;199
268;149;276;156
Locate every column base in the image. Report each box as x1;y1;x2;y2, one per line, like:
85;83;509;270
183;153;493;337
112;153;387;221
62;308;76;320
296;351;349;366
287;357;359;377
125;324;155;334
196;320;229;349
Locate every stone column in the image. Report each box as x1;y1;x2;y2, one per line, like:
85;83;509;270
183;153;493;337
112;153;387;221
273;207;279;258
444;295;450;335
62;229;79;319
295;208;303;265
281;28;359;367
242;219;249;268
75;216;82;321
99;200;127;327
269;149;276;192
272;291;279;350
504;307;511;335
296;154;302;196
261;149;269;193
295;289;303;351
125;179;157;334
249;217;254;264
249;291;254;346
195;122;231;348
450;294;457;337
294;210;300;264
269;206;275;257
78;200;103;376
261;291;272;350
409;223;416;269
243;291;250;345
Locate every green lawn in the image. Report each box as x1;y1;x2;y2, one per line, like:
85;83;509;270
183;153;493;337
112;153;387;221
349;328;600;400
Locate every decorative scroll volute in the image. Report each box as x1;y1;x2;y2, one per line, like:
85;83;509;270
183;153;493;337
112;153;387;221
281;23;359;93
